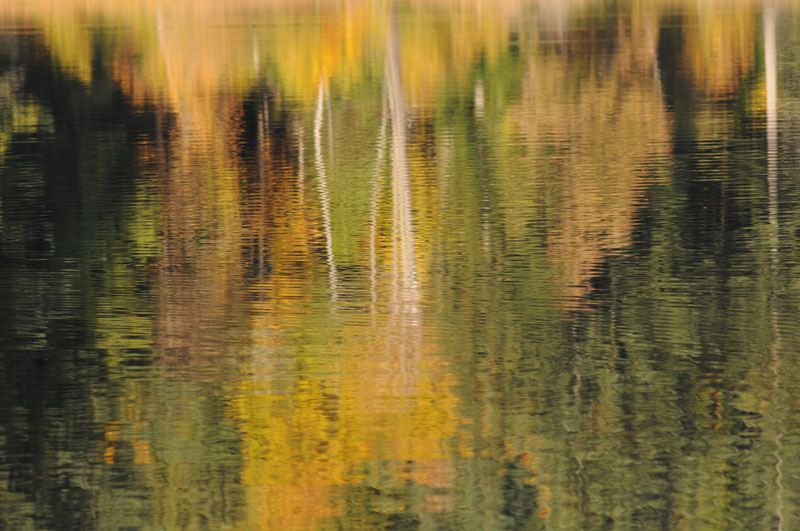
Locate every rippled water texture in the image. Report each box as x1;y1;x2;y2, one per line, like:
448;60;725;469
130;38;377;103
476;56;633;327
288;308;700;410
1;1;799;529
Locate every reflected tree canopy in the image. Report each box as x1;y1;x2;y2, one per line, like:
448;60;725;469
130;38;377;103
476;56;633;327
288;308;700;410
0;1;799;529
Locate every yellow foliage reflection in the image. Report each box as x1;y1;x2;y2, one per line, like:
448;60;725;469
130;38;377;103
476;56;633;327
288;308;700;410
0;0;771;528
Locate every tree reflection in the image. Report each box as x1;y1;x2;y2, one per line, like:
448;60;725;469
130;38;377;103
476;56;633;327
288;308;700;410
0;1;797;529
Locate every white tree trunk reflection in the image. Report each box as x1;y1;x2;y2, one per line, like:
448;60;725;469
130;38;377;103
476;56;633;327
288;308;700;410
314;78;339;302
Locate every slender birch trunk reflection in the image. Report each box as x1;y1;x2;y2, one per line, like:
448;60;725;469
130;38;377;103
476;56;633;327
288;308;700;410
370;86;389;315
386;6;421;385
156;9;176;107
314;78;339;302
387;11;418;310
252;31;259;74
765;6;778;239
765;7;783;530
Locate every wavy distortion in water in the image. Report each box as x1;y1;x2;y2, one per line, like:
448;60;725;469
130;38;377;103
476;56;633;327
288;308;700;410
1;1;800;529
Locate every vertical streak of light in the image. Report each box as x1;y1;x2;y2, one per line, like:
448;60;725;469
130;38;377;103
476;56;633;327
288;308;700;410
156;9;178;113
252;31;259;74
386;11;418;306
370;86;390;316
315;78;338;302
765;6;783;531
766;6;778;238
386;5;421;388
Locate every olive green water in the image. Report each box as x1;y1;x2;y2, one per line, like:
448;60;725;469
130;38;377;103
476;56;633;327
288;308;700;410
1;1;800;529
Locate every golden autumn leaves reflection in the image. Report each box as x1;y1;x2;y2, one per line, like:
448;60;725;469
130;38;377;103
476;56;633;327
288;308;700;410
0;0;780;529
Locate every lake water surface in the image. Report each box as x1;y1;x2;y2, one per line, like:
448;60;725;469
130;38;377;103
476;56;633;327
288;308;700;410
1;1;800;529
